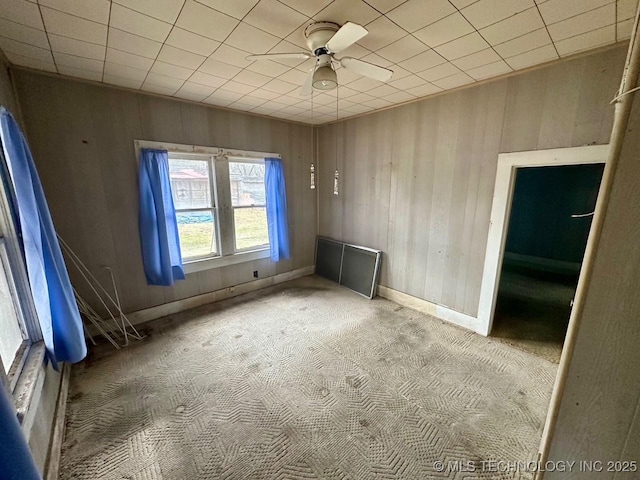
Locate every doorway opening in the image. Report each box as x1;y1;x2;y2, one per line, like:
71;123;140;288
490;163;604;362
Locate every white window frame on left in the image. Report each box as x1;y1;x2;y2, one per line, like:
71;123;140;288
135;140;279;274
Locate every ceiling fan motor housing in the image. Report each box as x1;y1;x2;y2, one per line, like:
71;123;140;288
304;22;340;55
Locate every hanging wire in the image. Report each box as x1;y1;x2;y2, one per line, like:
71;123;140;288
334;84;339;195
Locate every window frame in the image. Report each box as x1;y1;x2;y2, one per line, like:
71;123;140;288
168;152;221;262
135;140;280;274
228;157;269;253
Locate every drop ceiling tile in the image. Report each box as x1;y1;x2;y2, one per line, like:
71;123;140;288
493;28;551;58
39;0;110;24
53;51;104;72
617;0;637;21
279;68;309;85
227;101;254;111
368;84;398;97
284;19;316;49
555;24;615;56
199;58;243;78
538;0;614;24
225;22;280;54
150;61;194;80
504;43;558;69
383;90;416;103
239;94;269;107
4;52;56;72
547;4;615;42
279;0;333;16
49;34;105;60
452;48;501;70
462;0;534;30
432;71;474;89
363;97;393;109
397;48;446;72
434;32;489;60
617;18;635;41
41;7;108;44
112;0;184;23
176;1;239;42
175;81;216;101
348;92;375;103
0;37;53;62
465;59;512;79
144;72;185;88
363;0;408;14
450;0;479;8
262;78;298;94
386;0;456;32
377;35;428;63
389;73;426;89
142;82;180;95
358;16;406;51
194;0;260;19
209;44;253;68
106;47;154;70
387;64;411;80
0;0;44;30
157;44;206;70
249;88;281;100
314;93;337;105
233;69;272;87
203;95;233;107
336;65;363;84
165;28;220;57
109;4;172;42
104;61;149;81
190;70;227;88
209;89;244;102
220;80;256;94
108;28;162;59
406;82;443;96
315;0;381;25
244;0;309;38
360;52;394;68
336;85;359;97
417;61;463;81
480;7;544;46
348;76;386;91
247;59;291;77
0;18;49;49
413;13;475;48
57;65;103;81
103;73;143;89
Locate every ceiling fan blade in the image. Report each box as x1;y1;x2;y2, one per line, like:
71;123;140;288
299;68;314;97
340;57;393;82
245;52;311;61
325;22;368;54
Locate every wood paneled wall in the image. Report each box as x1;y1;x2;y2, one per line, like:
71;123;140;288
12;70;316;314
318;46;625;317
546;70;640;480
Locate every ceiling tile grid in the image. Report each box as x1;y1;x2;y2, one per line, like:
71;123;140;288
0;0;636;124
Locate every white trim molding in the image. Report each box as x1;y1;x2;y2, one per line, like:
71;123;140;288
476;145;609;336
377;285;485;335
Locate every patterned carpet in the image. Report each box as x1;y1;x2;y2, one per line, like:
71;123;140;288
60;275;556;480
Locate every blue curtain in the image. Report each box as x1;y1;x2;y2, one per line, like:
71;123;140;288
0;107;86;368
265;158;290;262
138;148;185;286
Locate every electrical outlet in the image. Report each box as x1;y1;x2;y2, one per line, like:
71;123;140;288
253;270;259;278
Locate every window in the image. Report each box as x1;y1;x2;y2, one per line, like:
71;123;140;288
229;160;269;251
138;141;277;274
168;156;219;261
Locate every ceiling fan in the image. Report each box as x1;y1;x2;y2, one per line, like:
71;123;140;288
246;21;394;96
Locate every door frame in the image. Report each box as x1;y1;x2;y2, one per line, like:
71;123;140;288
476;144;609;336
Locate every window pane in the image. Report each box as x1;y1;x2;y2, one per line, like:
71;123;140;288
229;161;266;206
234;207;268;250
169;159;212;209
0;255;25;373
176;211;217;259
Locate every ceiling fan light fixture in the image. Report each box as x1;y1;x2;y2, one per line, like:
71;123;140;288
312;65;337;90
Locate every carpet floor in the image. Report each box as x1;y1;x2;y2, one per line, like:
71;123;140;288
60;275;557;480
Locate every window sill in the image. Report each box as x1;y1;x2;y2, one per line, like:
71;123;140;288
183;248;270;274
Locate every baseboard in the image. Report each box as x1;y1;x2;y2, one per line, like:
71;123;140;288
125;265;315;328
44;362;70;480
377;285;486;335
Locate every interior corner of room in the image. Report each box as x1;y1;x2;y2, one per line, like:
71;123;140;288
1;1;640;479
